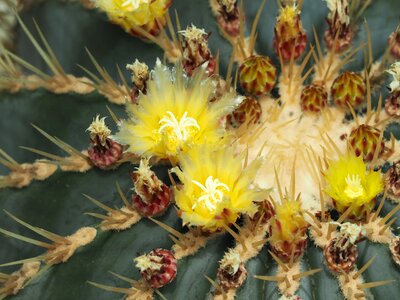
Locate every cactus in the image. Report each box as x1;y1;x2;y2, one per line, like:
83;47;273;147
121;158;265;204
1;0;400;300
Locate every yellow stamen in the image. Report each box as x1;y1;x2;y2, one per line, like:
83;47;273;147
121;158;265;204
344;174;365;199
121;0;150;11
279;5;298;26
191;176;230;211
159;111;200;145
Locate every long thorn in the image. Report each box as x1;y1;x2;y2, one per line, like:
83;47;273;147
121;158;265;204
87;281;133;294
254;275;285;282
4;210;68;244
83;194;116;214
0;227;53;249
353;255;376;279
357;280;395;290
149;217;186;241
268;250;289;272
293;268;321;280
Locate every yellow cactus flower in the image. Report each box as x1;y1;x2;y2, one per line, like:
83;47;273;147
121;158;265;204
269;199;308;262
272;200;307;241
115;60;243;162
173;145;266;231
324;154;383;219
94;0;172;35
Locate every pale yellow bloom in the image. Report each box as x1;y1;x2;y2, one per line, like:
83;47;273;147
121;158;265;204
173;145;266;231
270;200;307;244
94;0;171;34
324;154;383;218
115;60;243;162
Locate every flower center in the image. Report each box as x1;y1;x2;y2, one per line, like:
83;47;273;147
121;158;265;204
344;174;365;199
158;111;200;150
121;0;149;11
191;176;230;211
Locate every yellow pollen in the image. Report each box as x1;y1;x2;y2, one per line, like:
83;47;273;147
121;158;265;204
158;111;200;149
279;6;298;25
191;176;230;211
344;174;365;199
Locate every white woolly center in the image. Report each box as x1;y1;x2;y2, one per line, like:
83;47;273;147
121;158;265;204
245;77;351;214
159;111;200;141
191;176;230;211
344;174;365;199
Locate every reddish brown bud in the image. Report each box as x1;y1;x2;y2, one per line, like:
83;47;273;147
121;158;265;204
86;115;123;169
324;237;358;273
135;248;177;289
300;84;328;113
385;161;400;201
226;97;262;128
331;71;366;109
239;55;277;96
217;263;247;291
180;25;216;77
385;91;400;117
348;124;385;162
273;5;307;61
88;138;123;169
251;199;275;224
131;159;172;217
126;60;149;103
216;0;241;37
390;237;400;266
324;0;354;53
